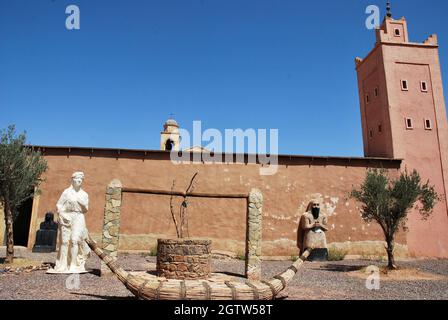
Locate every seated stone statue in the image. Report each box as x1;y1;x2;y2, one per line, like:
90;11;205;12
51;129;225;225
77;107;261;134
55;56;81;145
297;200;329;261
32;212;58;253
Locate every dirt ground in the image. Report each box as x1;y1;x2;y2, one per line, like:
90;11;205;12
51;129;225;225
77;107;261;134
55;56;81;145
1;248;448;300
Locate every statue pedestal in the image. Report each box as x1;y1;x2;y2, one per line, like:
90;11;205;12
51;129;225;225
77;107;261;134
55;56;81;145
308;248;328;262
46;268;89;274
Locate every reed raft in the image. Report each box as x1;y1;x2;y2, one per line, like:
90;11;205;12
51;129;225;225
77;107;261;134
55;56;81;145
85;235;311;300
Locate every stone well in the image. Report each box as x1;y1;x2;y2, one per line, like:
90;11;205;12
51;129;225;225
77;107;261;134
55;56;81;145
156;238;212;280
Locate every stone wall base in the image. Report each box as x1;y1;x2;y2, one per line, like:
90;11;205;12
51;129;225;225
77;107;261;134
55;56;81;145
328;241;409;259
156;238;212;280
90;233;409;259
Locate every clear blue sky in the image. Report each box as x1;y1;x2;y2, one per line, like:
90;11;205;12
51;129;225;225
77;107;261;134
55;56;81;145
1;0;447;156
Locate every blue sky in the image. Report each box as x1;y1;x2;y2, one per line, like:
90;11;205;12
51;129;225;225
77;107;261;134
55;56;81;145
0;0;447;156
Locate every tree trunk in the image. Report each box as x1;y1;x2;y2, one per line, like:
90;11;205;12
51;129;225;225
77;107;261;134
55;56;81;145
386;239;397;270
4;202;14;264
180;205;185;239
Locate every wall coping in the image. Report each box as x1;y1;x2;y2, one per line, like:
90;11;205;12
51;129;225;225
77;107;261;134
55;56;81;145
28;145;402;168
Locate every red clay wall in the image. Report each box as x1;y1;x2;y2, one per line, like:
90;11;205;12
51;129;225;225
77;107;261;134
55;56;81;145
30;149;405;256
382;43;448;258
28;149;404;257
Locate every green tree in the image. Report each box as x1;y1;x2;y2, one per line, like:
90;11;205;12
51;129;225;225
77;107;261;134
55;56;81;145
0;125;48;263
350;169;439;270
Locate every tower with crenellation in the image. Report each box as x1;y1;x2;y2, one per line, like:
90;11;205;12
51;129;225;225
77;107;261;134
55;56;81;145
355;2;448;257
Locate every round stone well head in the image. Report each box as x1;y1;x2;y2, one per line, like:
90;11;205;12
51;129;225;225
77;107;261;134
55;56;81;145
156;238;212;280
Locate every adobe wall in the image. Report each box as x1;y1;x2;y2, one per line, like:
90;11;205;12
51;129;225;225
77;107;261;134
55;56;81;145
382;43;448;258
28;149;405;257
356;45;395;158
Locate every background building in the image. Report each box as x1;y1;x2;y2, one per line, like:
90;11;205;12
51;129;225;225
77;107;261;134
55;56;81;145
355;9;448;257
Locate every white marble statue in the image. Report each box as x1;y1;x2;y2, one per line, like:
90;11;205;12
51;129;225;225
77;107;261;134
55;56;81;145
47;172;91;274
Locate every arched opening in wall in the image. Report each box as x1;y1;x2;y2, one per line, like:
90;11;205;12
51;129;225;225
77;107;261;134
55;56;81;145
165;139;174;151
13;197;33;247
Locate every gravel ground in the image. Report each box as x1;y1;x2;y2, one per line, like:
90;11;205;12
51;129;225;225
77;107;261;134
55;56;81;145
1;248;447;300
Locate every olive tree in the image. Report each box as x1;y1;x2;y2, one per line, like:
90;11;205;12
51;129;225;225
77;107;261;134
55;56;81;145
350;169;438;270
0;125;48;263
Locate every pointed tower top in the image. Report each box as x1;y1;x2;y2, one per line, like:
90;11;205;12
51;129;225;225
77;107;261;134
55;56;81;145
386;1;392;18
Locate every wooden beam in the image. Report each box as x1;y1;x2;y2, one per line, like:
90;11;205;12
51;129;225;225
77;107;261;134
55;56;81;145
121;187;248;199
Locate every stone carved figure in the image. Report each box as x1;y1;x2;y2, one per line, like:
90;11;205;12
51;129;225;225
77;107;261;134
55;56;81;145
297;200;329;261
48;172;91;274
32;212;58;253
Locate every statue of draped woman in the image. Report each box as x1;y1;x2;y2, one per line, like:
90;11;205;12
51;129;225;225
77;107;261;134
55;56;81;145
47;172;91;274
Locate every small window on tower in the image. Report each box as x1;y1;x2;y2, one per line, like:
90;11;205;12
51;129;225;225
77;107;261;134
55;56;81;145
366;94;370;104
425;119;433;130
165;139;174;151
374;87;379;97
369;130;374;139
421;81;428;92
405;118;414;130
378;124;383;133
394;28;401;37
401;80;408;91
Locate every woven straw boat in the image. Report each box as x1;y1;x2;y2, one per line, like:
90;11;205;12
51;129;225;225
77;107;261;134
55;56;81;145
85;236;310;300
